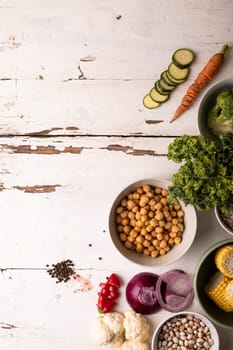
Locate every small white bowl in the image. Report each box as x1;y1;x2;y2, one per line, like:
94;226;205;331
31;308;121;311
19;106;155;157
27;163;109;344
108;178;197;267
215;206;233;235
151;311;219;350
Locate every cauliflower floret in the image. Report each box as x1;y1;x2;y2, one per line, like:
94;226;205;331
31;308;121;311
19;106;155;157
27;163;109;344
103;312;125;335
121;340;149;350
91;312;125;348
123;310;150;343
91;315;114;345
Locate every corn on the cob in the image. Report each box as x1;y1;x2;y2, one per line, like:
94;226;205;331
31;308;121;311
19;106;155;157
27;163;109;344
204;271;233;312
215;245;233;278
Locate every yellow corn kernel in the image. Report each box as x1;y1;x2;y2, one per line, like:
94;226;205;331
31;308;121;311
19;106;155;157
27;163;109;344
215;245;233;278
204;271;233;312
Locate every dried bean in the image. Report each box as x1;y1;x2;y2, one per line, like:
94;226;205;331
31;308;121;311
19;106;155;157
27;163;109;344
157;315;214;350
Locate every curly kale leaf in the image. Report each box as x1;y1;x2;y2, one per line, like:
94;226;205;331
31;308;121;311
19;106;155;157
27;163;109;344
168;135;233;212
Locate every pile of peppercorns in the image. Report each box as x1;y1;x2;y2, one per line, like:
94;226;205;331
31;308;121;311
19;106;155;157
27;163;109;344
46;259;76;283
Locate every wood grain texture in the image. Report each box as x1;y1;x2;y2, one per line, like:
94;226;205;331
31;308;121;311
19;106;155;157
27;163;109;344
0;1;233;349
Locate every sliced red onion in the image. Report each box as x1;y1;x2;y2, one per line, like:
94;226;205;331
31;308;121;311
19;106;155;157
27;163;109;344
156;269;194;312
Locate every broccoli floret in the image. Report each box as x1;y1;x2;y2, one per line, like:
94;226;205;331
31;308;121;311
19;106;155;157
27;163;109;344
208;88;233;136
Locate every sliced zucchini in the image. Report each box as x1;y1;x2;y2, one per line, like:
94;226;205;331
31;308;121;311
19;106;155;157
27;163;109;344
154;80;170;95
172;48;195;69
159;79;176;92
168;63;189;80
160;70;177;86
150;87;169;103
166;70;186;85
143;94;161;109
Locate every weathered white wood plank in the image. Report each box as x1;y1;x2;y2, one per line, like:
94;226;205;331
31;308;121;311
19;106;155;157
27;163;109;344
0;0;232;80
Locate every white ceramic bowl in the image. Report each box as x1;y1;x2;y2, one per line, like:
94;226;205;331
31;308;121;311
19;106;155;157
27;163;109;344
215;206;233;235
151;311;219;350
108;178;197;267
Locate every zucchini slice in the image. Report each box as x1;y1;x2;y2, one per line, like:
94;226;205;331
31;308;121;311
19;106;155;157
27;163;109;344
172;48;195;69
168;63;189;81
159;79;176;92
150;87;169;103
154;80;170;95
143;94;161;109
160;70;177;86
166;70;186;84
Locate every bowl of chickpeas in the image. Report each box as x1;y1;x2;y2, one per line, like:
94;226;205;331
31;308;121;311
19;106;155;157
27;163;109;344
109;178;197;267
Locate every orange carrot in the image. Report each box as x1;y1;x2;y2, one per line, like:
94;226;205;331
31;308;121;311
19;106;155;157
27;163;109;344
170;44;229;123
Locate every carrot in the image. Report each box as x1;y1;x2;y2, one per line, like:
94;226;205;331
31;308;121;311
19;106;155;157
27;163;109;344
170;44;229;123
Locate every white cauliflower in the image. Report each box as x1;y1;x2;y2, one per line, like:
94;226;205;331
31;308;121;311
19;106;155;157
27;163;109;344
123;310;150;343
91;312;125;348
91;310;150;349
91;315;114;345
121;340;149;350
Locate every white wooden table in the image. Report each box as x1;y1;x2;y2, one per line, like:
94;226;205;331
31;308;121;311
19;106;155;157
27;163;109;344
0;1;233;349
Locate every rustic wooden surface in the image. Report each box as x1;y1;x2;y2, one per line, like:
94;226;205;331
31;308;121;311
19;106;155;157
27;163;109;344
0;1;233;349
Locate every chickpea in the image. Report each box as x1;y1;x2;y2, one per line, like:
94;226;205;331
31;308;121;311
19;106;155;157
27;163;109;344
130;219;137;227
155;187;162;194
116;206;123;214
151;250;159;258
143;249;150;256
169;231;177;238
160;239;168;249
171;210;177;217
120;233;127;241
177;210;184;217
123;225;131;234
159;248;166;256
156;233;163;240
148;211;155;218
127;235;135;242
120;210;128;219
134;226;141;232
135;211;141;220
133;192;140;200
132;206;139;213
117;224;123;232
168;237;174;245
128;211;135;220
136;235;144;243
141;228;147;236
145;234;152;241
124;240;133;249
155;226;163;234
150;218;157;227
155;211;164;221
149;198;156;207
127;199;136;209
141;214;147;222
154;202;162;210
143;240;150;247
171;225;179;233
174;236;182;244
140;207;148;215
146;225;153;233
130;229;138;238
172;218;179;225
136;243;144;252
121;198;128;207
164;222;172;230
148;245;155;252
137;187;144;194
158;220;166;227
143;184;151;192
161;189;168;197
152;239;159;247
160;197;168;206
136;220;143;228
121;218;129;226
174;204;181;211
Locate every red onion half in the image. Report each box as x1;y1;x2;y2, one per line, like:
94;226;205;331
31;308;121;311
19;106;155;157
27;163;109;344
156;269;194;312
126;272;160;314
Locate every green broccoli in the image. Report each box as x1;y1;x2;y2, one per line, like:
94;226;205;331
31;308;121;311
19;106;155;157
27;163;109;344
208;88;233;136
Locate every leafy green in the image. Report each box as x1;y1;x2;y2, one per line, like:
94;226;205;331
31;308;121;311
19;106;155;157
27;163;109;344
167;134;233;212
208;88;233;136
